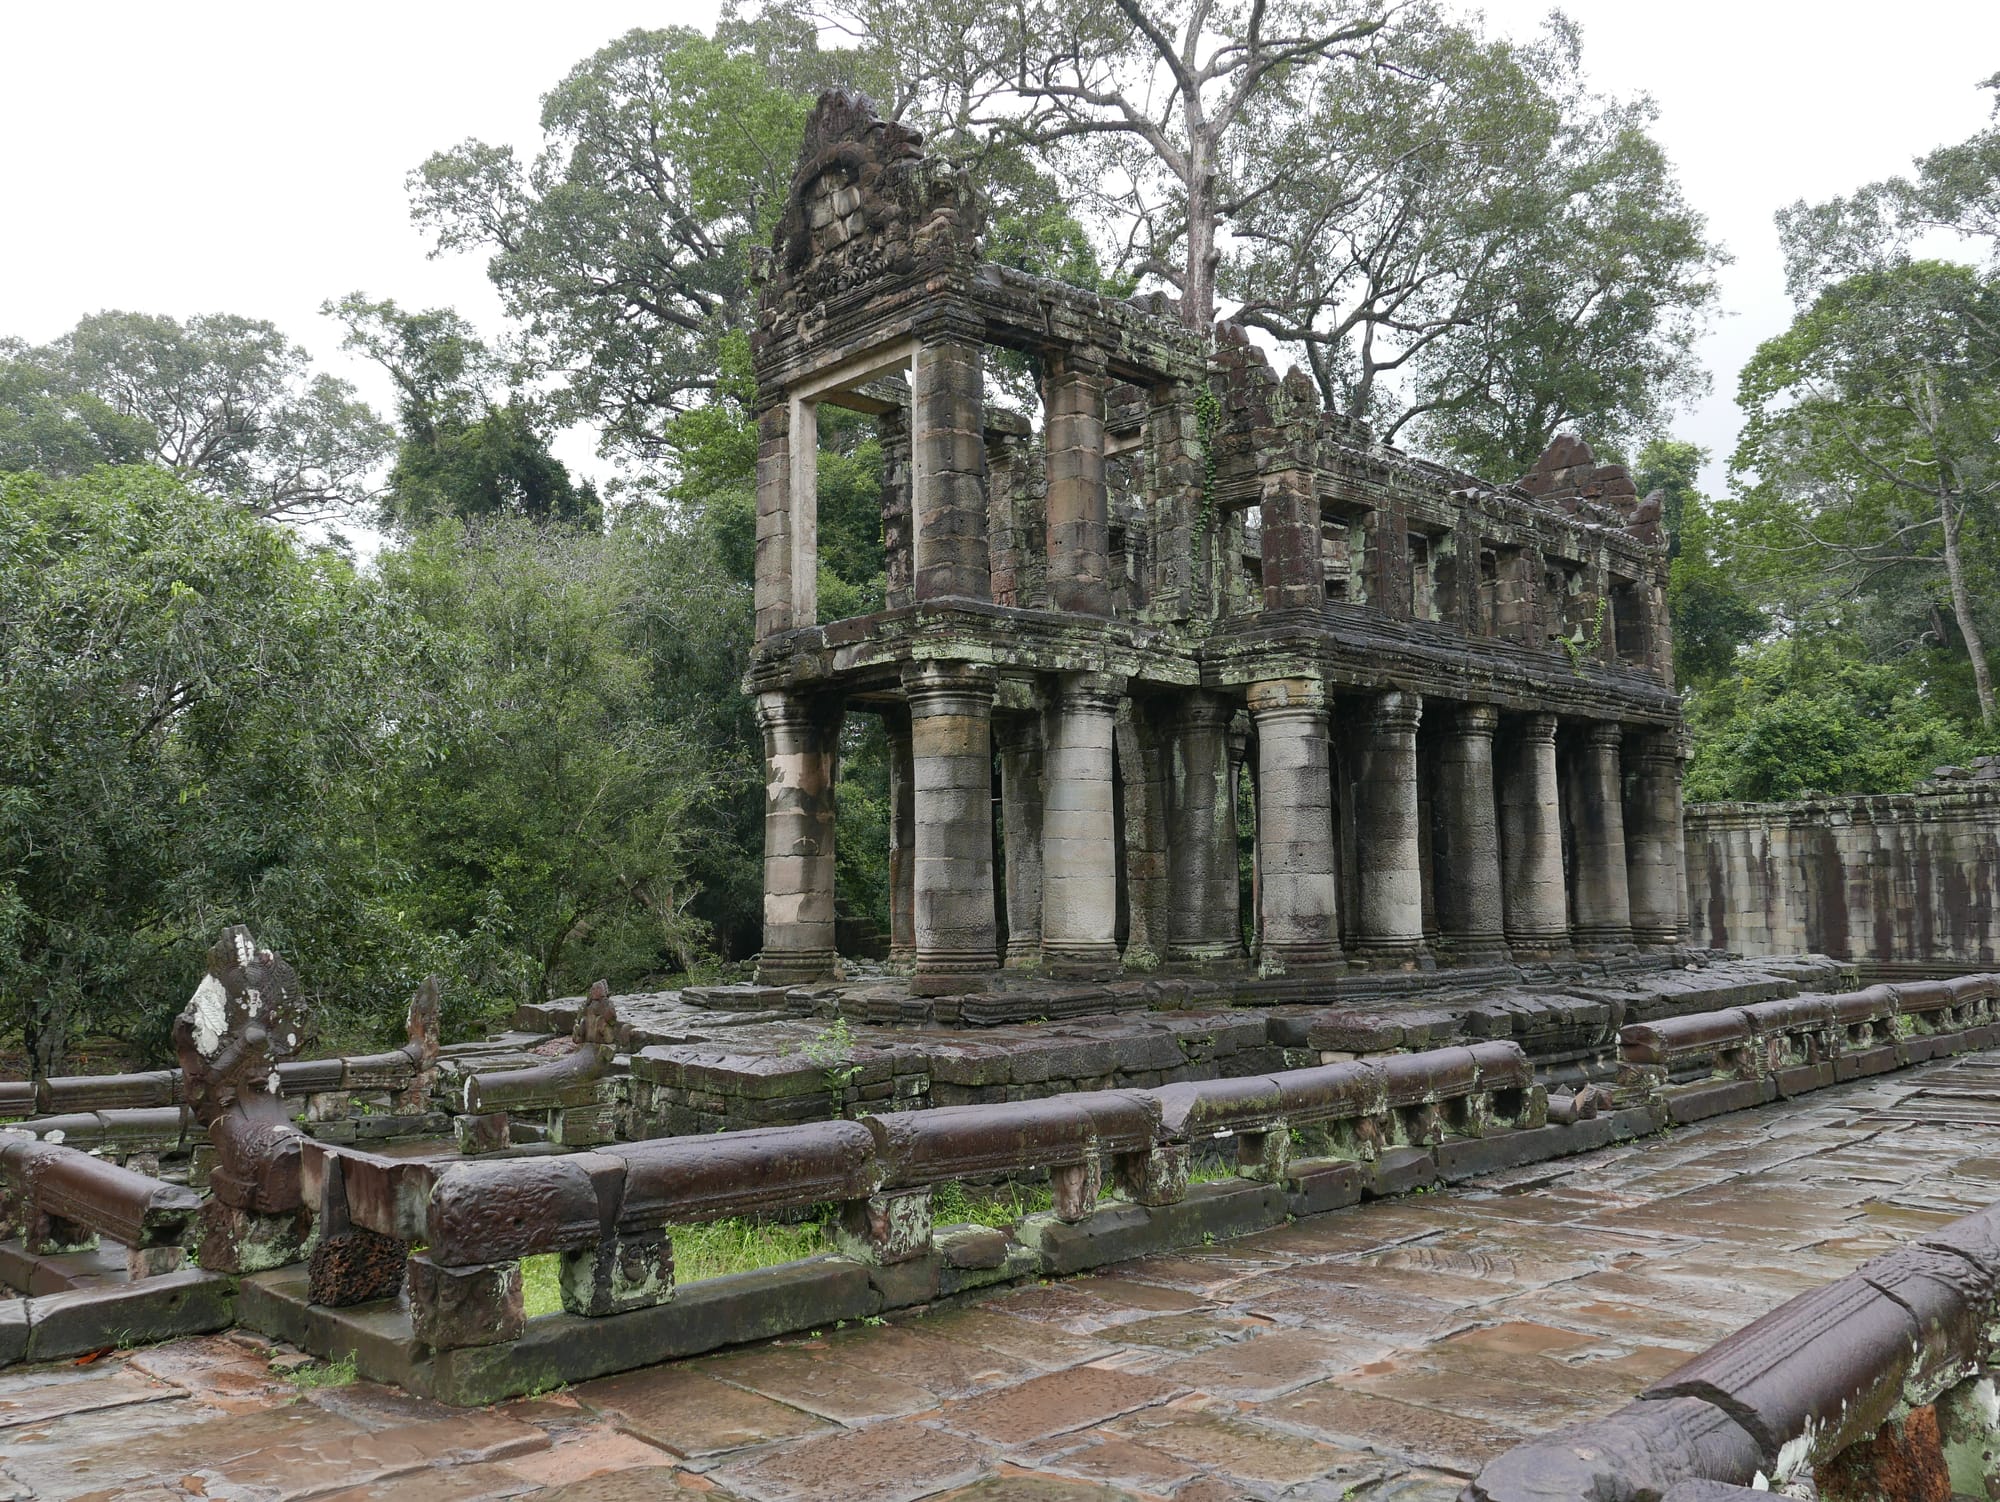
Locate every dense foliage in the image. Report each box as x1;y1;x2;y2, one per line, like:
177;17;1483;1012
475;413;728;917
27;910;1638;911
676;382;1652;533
0;465;760;1070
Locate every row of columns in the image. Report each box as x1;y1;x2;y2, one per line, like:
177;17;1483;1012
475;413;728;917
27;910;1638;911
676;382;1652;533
758;671;1687;987
1246;683;1685;965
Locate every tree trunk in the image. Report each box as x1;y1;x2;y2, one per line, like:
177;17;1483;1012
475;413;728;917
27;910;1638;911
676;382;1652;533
1182;132;1219;332
1939;487;1996;725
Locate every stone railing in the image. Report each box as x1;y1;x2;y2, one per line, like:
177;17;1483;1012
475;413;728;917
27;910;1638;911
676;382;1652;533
1464;1196;2000;1499
454;982;621;1153
11;958;2000;1402
1616;975;2000;1122
0;1136;233;1365
272;1041;1550;1402
0;976;446;1163
0;1137;200;1278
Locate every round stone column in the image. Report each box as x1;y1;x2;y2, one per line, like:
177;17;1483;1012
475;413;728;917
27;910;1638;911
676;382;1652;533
1571;722;1634;949
1352;691;1429;966
904;662;999;989
1248;679;1342;971
1167;692;1243;964
1499;711;1569;956
1040;674;1123;974
755;692;842;984
1434;704;1510;964
1625;729;1685;946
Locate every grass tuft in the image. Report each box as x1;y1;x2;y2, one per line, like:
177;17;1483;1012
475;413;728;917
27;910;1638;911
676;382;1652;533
285;1353;358;1389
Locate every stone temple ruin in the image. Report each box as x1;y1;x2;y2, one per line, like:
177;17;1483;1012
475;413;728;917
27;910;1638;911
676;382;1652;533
747;93;1683;1005
8;94;2000;1500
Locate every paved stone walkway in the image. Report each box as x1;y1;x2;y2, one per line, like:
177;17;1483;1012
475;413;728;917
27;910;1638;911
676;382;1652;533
6;1057;1999;1502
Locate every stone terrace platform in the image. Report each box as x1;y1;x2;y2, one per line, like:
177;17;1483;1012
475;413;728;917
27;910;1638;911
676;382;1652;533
6;1053;1994;1501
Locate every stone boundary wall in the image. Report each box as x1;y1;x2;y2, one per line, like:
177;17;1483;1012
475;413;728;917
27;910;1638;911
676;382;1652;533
1686;784;2000;974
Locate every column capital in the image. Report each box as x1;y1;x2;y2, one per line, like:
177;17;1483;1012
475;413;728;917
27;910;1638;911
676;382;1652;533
1044;343;1111;379
1054;671;1126;714
991;711;1044;754
754;691;840;738
912;311;988;349
1516;711;1559;745
1179;690;1240;731
1627;728;1680;770
1584;720;1626;751
1369;690;1423;736
902;661;997;717
1453;703;1500;738
1246;677;1326;717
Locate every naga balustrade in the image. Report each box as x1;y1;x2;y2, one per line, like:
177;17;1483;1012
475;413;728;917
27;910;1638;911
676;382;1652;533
0;1138;200;1278
297;1040;1544;1353
454;980;621;1153
1616;975;2000;1119
0;976;445;1165
1464;1196;2000;1501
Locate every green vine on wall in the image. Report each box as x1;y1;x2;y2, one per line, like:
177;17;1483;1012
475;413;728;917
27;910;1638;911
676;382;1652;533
1560;595;1610;677
1193;382;1219;537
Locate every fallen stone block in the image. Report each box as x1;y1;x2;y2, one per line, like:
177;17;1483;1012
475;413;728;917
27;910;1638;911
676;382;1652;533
1286;1159;1366;1216
1031;1180;1288;1276
425;1255;877;1406
23;1269;234;1361
1665;1078;1773;1125
1367;1145;1438;1197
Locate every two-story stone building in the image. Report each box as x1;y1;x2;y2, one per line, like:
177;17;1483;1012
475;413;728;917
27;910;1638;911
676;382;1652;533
745;93;1687;1001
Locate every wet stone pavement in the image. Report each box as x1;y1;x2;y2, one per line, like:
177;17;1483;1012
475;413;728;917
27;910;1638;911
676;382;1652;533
7;1057;2000;1502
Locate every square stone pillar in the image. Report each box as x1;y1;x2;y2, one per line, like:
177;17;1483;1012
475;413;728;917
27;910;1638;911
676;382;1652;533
1624;729;1684;946
995;714;1045;967
754;400;816;638
1116;705;1173;965
912;334;991;602
1043;347;1111;614
905;662;999;988
1434;704;1509;964
886;706;916;966
1569;722;1634;949
1498;712;1569;956
1146;381;1204;622
1167;692;1243;964
986;414;1036;608
879;405;914;611
1041;674;1123;974
1351;692;1429;966
755;692;843;984
1248;678;1343;971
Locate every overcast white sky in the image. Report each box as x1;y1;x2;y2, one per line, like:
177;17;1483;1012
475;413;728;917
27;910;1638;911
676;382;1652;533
2;0;1996;507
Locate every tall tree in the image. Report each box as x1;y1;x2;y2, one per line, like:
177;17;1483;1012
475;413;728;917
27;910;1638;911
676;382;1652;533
1225;9;1717;467
409;23;823;465
1730;259;2000;724
1635;438;1761;689
327;294;599;529
0;466;447;1070
930;0;1391;331
0;337;156;476
0;312;391;521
